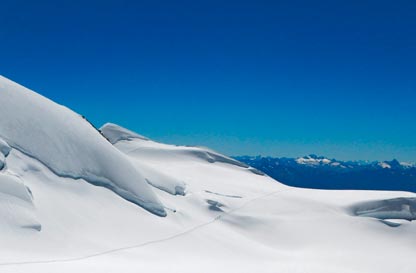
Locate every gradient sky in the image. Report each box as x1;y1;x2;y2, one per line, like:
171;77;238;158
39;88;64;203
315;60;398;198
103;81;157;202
1;0;415;161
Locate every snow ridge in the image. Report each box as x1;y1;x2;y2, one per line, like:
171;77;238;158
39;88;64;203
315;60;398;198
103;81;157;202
100;123;149;144
0;76;165;216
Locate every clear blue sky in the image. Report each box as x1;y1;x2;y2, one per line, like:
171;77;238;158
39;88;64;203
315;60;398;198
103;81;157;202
1;0;415;161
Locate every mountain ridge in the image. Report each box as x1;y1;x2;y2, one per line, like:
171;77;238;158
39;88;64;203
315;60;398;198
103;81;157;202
235;155;416;192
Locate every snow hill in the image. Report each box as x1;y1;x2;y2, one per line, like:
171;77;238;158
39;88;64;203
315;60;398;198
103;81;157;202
0;75;415;273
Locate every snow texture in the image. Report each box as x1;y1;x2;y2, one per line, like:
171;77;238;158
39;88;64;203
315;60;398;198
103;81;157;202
0;76;165;216
0;75;415;273
0;153;4;170
351;197;416;221
100;122;149;144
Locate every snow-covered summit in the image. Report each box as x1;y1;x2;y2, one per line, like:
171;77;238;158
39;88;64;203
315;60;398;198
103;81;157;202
295;154;332;165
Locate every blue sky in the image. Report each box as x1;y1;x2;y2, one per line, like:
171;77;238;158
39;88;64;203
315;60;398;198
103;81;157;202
1;0;415;161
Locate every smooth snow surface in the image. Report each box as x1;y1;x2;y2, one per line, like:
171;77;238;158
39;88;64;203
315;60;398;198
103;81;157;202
0;75;415;273
0;76;165;216
100;122;149;144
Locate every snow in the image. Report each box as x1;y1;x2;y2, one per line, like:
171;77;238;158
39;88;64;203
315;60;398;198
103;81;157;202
0;173;33;204
0;160;38;232
351;197;416;221
0;138;11;157
0;76;165;216
0;138;11;169
0;75;415;273
378;162;391;169
100;122;149;144
0;153;4;170
100;123;187;196
400;161;415;168
296;155;332;165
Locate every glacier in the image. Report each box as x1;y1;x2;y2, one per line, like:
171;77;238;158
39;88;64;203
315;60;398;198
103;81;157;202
0;76;165;216
0;75;415;273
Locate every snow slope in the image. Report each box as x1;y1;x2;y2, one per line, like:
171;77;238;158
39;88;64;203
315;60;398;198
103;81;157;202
0;76;165;216
0;75;415;273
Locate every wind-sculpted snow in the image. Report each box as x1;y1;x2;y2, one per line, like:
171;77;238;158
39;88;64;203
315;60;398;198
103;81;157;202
100;123;265;195
0;172;39;231
100;124;187;196
139;163;186;196
0;76;165;216
351;197;416;221
100;123;149;144
0;173;33;204
101;124;263;179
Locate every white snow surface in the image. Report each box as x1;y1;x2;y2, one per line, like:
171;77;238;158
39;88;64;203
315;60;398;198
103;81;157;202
0;76;165;216
379;162;392;169
400;161;415;168
0;75;415;273
100;122;149;144
296;155;332;165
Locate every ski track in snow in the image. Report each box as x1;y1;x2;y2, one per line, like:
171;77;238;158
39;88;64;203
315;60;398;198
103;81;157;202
0;189;289;267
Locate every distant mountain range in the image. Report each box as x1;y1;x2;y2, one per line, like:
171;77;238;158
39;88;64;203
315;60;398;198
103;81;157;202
234;154;416;192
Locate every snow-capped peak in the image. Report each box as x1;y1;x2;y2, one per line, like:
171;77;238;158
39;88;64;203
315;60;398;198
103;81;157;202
296;154;332;165
378;162;391;169
400;161;415;168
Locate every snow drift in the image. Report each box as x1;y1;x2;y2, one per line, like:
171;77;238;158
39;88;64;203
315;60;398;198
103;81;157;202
351;197;416;221
0;76;165;216
100;122;149;144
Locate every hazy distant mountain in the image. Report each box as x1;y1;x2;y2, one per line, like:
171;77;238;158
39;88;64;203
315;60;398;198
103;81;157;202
234;154;416;192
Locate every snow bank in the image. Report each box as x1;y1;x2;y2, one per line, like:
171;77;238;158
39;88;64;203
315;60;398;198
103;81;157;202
137;162;186;195
0;173;33;204
100;123;149;144
0;76;165;216
100;124;186;195
100;123;256;172
350;197;416;221
186;148;250;168
103;127;264;194
0;172;40;231
100;123;264;196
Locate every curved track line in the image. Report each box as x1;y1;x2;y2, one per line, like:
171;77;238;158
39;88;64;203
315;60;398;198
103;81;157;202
0;188;290;267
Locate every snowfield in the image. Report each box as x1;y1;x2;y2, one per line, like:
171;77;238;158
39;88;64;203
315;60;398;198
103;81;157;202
0;75;415;273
